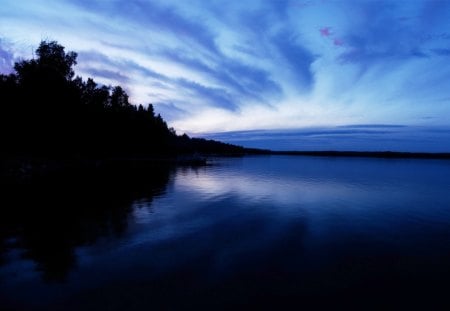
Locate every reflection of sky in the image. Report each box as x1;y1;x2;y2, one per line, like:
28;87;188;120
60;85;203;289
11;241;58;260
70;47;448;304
3;156;450;309
173;165;355;206
124;156;450;259
1;0;450;141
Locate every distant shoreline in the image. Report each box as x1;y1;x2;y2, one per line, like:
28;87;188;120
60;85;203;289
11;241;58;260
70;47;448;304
257;150;450;160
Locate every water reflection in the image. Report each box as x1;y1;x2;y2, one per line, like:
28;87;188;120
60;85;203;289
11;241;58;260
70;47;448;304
0;164;173;282
1;156;450;309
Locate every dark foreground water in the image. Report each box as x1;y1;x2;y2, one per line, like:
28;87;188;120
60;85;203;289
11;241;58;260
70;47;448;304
1;156;450;309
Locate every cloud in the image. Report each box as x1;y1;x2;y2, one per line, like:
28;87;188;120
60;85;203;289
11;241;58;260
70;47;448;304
333;39;343;47
336;2;430;65
432;48;450;56
77;49;243;111
157;48;282;104
0;39;15;74
153;101;189;122
319;27;331;37
175;78;238;111
271;31;316;90
200;125;450;152
81;68;129;84
69;0;284;109
2;0;450;138
68;0;220;55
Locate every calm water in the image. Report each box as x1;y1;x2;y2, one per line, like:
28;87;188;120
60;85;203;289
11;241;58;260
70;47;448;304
1;155;450;309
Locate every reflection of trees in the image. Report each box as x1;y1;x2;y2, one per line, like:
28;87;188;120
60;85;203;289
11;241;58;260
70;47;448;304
0;164;173;282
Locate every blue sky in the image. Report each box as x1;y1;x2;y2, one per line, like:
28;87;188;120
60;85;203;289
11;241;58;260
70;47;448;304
1;0;450;151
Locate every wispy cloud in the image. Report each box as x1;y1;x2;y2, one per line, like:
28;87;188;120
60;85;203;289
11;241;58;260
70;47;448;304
175;78;238;111
1;0;450;137
201;125;450;152
271;30;316;91
0;39;16;74
432;48;450;56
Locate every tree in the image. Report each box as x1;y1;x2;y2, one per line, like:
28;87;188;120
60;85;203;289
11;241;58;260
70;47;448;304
110;86;129;109
35;41;77;80
1;39;246;159
14;41;77;85
147;104;155;117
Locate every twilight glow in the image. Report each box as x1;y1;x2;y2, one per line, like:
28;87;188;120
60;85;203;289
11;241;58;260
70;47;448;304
1;0;450;151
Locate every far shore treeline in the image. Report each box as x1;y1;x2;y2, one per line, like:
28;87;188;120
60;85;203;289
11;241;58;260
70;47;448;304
0;41;257;161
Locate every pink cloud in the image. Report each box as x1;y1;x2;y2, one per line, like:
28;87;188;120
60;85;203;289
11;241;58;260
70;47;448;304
333;38;344;46
319;27;332;37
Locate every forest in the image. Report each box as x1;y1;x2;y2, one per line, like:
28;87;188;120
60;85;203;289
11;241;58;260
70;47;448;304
0;41;250;160
0;41;266;183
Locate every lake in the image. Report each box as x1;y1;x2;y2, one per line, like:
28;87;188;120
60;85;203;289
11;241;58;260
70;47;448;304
1;155;450;309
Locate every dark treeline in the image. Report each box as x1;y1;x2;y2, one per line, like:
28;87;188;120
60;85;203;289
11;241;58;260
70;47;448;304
0;41;247;161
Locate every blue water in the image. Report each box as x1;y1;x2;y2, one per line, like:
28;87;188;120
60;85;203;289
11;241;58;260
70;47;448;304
1;155;450;309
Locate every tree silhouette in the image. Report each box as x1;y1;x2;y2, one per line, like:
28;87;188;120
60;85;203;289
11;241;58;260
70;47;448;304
0;40;246;163
35;40;77;80
110;86;129;110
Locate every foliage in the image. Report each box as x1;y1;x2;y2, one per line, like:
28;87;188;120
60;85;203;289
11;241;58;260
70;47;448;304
0;41;245;158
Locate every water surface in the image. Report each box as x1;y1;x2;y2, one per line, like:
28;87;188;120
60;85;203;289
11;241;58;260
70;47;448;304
1;156;450;309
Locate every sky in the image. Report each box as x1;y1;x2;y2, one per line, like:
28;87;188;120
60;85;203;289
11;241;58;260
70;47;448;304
1;0;450;151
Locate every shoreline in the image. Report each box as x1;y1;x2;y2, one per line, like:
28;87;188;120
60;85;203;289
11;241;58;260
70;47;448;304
2;150;450;185
265;150;450;160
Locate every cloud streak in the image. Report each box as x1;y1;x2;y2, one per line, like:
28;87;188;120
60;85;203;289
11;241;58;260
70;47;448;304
0;39;16;74
201;125;450;152
1;0;450;142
